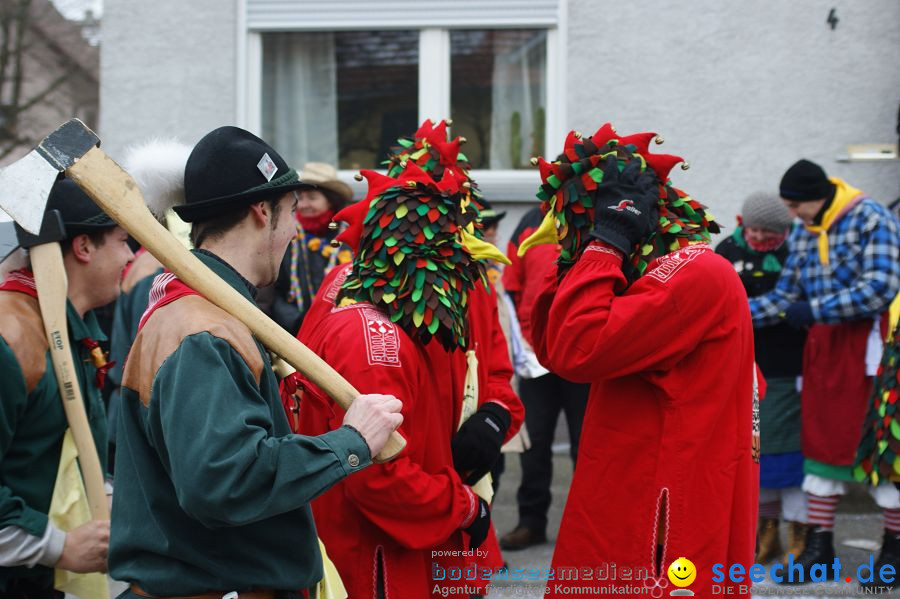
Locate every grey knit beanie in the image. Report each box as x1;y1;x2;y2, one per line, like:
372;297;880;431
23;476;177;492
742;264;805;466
741;192;793;232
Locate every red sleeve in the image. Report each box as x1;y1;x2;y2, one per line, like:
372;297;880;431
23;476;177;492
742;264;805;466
502;240;525;301
471;283;523;442
532;242;721;382
305;311;477;550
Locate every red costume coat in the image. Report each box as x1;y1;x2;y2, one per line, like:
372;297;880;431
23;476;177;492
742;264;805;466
298;264;523;589
531;243;759;598
297;302;479;598
300;263;523;441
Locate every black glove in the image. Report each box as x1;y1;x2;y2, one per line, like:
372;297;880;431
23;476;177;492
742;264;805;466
589;157;660;255
784;301;815;329
464;498;491;549
451;402;511;485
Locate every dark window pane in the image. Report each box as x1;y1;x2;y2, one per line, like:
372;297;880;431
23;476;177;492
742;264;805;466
262;31;418;170
450;29;546;170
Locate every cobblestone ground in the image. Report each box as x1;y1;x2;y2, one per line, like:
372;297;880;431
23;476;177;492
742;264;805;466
89;434;900;599
488;441;900;599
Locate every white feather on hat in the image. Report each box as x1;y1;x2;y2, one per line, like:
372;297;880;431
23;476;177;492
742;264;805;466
123;139;192;222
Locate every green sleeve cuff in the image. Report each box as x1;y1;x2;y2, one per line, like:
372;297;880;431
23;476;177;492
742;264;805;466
319;426;373;477
15;504;49;538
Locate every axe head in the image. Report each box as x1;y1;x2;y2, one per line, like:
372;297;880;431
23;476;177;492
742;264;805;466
0;218;17;263
0;120;99;234
14;210;66;250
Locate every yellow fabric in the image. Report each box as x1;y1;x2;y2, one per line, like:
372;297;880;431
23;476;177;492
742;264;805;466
50;429;109;599
803;177;864;265
888;293;900;342
458;350;494;504
316;538;348;599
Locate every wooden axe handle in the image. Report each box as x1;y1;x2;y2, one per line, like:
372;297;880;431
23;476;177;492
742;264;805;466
67;147;405;462
29;243;110;520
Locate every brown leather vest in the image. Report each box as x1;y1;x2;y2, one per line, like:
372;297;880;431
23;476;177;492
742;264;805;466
122;295;264;406
0;291;49;393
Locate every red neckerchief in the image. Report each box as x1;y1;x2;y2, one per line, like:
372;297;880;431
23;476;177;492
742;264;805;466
743;230;787;253
296;209;336;237
121;246;147;281
137;270;303;427
0;269;113;388
137;271;200;331
0;268;37;296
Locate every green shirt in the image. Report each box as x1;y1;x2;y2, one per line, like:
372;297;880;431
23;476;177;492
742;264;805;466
0;296;108;588
108;250;372;594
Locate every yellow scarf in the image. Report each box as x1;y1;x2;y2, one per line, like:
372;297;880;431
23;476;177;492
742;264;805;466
803;177;864;265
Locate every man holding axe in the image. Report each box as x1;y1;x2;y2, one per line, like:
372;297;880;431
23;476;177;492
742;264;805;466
0;180;133;597
106;126;402;599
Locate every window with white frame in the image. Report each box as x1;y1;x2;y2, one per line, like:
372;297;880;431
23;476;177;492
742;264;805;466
243;1;562;200
259;28;549;172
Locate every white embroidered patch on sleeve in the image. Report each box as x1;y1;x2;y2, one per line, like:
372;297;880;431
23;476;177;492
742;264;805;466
358;306;402;368
644;244;709;284
324;264;351;305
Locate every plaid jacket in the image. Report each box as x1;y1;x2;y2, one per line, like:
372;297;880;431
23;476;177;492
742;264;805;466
749;197;900;326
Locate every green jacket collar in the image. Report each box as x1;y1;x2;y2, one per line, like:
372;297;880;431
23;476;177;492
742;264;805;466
66;301;105;343
193;249;259;303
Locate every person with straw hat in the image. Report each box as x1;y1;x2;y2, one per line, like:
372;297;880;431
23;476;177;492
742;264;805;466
267;162;354;335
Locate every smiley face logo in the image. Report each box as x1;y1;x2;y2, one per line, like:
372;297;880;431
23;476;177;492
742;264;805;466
667;557;696;588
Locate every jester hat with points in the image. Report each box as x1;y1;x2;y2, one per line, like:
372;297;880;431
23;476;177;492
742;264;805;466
337;161;508;351
518;123;719;277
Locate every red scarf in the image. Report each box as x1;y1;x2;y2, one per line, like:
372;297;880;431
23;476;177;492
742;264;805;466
0;269;113;388
296;210;336;237
742;229;787;253
138;270;303;426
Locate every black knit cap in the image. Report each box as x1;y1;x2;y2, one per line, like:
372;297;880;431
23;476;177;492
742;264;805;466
46;179;116;236
779;159;835;202
175;126;316;222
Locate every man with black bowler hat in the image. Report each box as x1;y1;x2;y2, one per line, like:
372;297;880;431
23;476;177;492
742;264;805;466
750;158;900;587
0;180;133;597
108;126;404;599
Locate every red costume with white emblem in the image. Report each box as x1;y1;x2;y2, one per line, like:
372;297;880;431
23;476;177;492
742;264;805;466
298;263;523;588
298;301;479;598
531;242;759;598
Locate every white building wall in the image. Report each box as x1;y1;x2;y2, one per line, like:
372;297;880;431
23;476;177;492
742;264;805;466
99;1;900;243
100;0;239;160
566;0;900;236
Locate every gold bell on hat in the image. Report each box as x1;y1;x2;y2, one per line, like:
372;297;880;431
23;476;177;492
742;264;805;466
353;173;364;181
329;239;341;248
446;118;454;126
328;222;339;231
680;161;691;171
530;157;539;166
459;137;467;145
654;135;665;145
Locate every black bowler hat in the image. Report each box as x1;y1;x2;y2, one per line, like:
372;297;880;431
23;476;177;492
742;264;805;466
479;198;506;228
46;179;116;236
779;159;835;202
174;126;316;222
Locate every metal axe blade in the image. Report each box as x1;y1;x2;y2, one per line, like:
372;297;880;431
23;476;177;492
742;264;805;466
0;120;99;234
0;220;17;264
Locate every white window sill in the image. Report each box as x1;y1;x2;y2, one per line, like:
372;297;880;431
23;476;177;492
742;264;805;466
337;168;541;204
